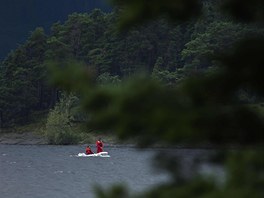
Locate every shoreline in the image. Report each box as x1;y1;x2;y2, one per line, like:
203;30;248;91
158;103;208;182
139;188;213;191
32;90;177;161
0;131;134;147
0;132;246;150
0;132;48;145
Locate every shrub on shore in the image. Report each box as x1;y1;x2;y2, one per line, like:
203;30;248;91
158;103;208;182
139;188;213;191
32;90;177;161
45;94;80;145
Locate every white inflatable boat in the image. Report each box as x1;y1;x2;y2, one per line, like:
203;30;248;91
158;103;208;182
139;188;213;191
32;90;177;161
77;151;110;157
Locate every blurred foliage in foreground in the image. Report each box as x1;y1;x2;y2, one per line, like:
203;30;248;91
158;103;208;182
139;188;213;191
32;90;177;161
48;0;264;197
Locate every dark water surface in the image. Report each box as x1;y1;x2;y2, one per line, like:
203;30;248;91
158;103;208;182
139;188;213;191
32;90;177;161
0;145;169;198
0;145;217;198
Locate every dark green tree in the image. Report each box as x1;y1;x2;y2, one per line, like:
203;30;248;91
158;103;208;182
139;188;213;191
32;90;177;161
0;28;53;126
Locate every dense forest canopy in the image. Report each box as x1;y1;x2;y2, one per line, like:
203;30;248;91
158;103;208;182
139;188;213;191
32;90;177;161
0;0;110;60
1;1;262;128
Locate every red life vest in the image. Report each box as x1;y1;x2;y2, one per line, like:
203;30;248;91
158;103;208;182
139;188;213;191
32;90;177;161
96;140;103;153
85;147;93;154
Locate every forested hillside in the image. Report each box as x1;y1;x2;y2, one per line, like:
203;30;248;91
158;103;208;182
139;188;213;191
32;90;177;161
0;2;262;128
0;0;110;60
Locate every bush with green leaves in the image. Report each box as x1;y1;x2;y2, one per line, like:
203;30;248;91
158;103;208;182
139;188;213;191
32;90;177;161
45;94;80;145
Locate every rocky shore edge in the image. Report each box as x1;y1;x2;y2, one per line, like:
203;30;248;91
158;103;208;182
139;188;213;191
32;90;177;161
0;132;48;145
0;132;134;146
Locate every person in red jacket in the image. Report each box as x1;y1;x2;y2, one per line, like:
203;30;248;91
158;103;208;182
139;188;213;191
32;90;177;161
85;146;94;155
96;138;103;153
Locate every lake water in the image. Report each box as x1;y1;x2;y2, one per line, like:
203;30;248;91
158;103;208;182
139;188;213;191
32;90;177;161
0;145;218;198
